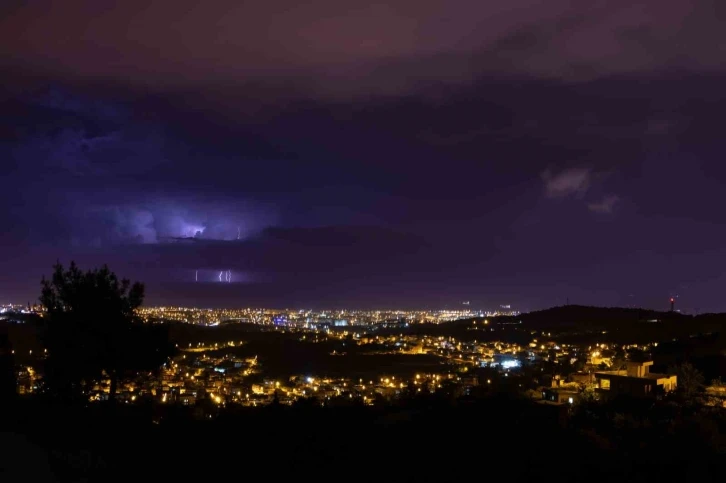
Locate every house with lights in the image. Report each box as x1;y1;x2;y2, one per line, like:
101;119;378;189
594;361;676;398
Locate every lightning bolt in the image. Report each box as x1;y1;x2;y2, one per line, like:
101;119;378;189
237;227;241;240
195;270;198;282
219;271;223;282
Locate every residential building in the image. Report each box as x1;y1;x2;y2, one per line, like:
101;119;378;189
594;361;676;398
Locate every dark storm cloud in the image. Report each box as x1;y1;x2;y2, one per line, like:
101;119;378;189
74;198;277;246
1;0;724;98
4;73;726;309
5;87;163;177
2;0;726;310
1;88;278;248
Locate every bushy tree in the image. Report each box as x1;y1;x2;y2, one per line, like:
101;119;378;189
39;262;175;401
0;329;16;400
670;362;705;401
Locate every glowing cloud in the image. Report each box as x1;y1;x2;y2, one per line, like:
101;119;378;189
541;167;591;198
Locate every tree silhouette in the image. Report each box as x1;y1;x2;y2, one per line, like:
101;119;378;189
0;328;16;401
669;362;705;401
39;262;175;401
610;348;626;371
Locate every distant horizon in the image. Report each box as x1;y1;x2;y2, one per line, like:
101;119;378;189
1;275;702;314
5;299;706;316
130;302;709;315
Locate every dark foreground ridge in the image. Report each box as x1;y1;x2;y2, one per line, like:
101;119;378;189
3;391;726;483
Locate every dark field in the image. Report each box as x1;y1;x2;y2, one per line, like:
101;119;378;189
172;324;449;379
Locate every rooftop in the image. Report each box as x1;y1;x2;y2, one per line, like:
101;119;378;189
594;370;675;380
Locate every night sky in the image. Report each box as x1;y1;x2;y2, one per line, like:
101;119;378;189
2;1;725;311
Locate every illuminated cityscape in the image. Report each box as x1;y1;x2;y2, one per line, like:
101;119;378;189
136;306;520;326
9;302;716;410
4;297;726;481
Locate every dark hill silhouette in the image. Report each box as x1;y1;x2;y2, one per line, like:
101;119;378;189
486;304;690;328
418;304;726;346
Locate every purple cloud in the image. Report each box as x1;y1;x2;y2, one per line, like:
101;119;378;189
588;194;620;214
541;167;591;198
1;1;722;99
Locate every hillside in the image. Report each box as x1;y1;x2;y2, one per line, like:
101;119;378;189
489;304;690;328
417;304;726;346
